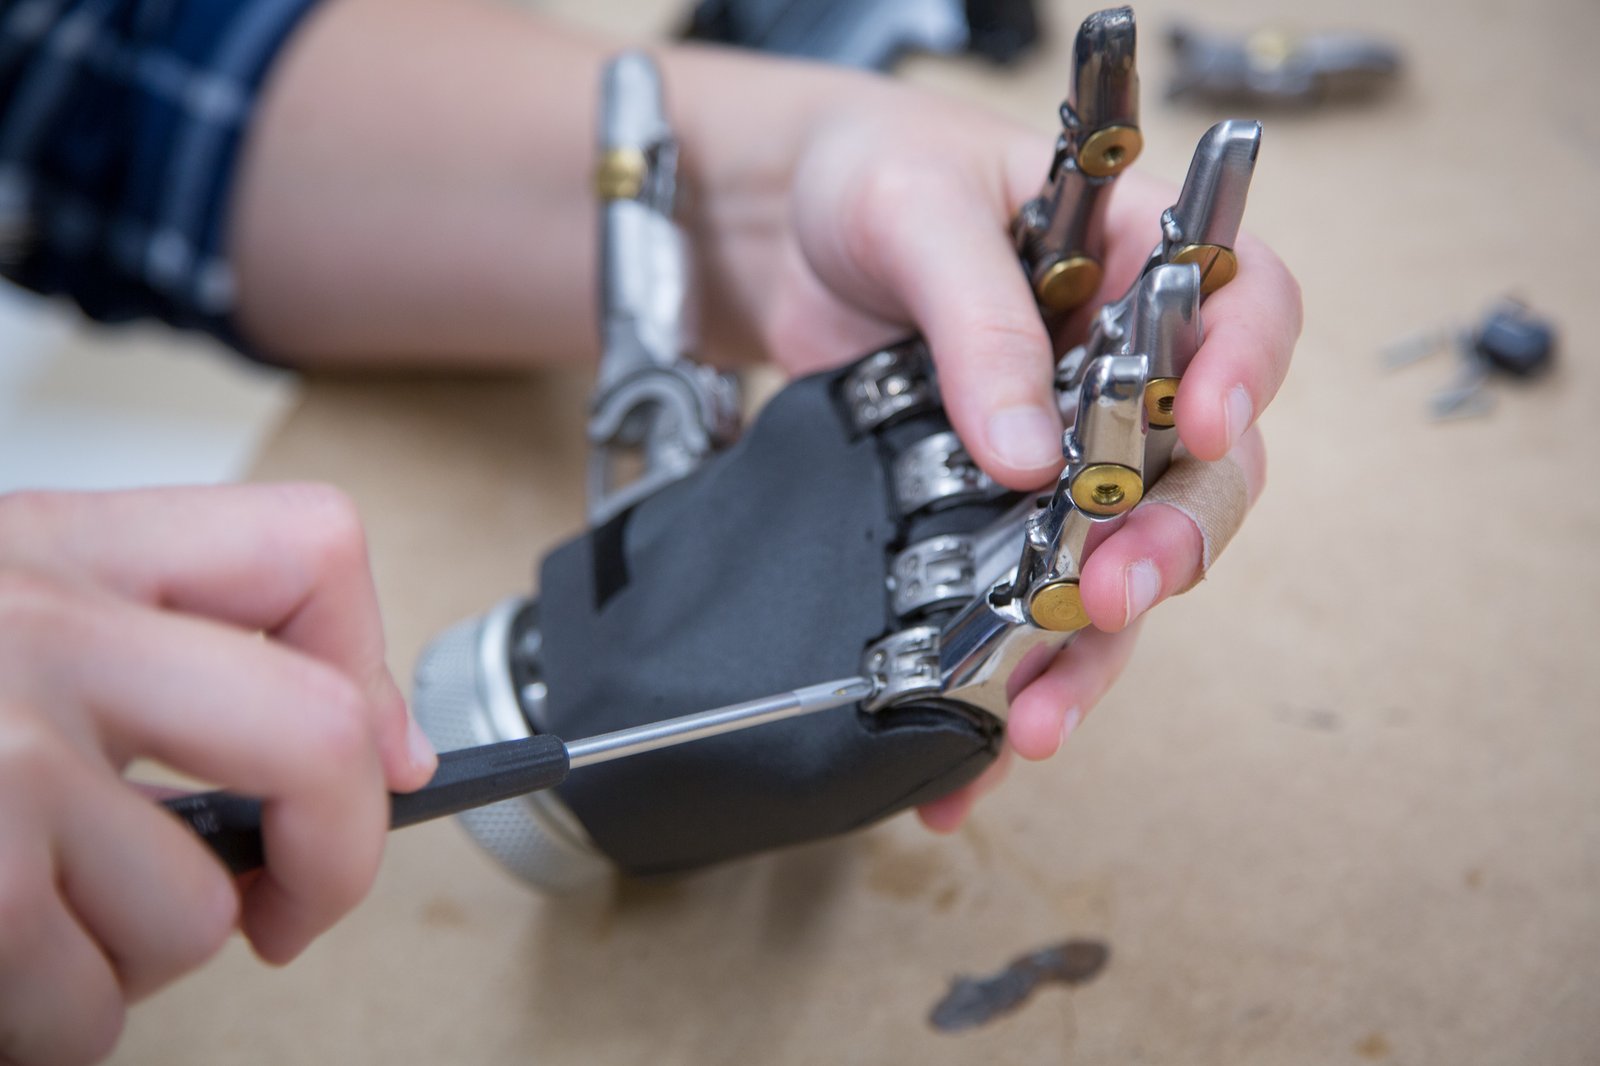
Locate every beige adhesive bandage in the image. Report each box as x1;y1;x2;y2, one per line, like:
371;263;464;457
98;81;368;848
1141;452;1250;593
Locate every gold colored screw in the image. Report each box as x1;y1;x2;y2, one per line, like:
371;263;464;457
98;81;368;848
1145;377;1180;428
594;148;647;201
1171;243;1239;294
1070;463;1143;516
1077;126;1144;178
1036;256;1103;313
1029;580;1091;632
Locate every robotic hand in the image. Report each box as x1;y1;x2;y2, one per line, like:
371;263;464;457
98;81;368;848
413;7;1262;892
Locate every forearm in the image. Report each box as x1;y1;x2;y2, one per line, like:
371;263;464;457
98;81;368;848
229;0;866;369
230;0;604;366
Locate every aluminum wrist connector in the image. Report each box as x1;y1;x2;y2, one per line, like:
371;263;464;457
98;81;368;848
413;9;1262;892
588;53;740;524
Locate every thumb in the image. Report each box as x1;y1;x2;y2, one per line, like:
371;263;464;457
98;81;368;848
805;158;1062;489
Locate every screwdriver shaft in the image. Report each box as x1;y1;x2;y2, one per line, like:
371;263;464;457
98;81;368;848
566;676;878;769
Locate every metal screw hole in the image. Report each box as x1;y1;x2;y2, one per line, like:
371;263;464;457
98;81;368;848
1093;483;1124;507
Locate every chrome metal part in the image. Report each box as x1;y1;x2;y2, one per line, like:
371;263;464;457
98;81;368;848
566;676;878;768
1067;353;1147;516
936;588;1063;718
993;350;1147;635
597;52;687;389
586;364;738;521
1132;263;1203;481
842;342;937;433
589;52;739;525
1160;119;1260;293
1163;119;1259;255
1069;6;1140;171
862;625;944;711
1013;7;1140;314
910;106;1262;718
1067;118;1259;383
892;431;1002;515
889;534;979;617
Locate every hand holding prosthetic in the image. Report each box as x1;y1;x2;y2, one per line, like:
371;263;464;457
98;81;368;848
414;7;1263;890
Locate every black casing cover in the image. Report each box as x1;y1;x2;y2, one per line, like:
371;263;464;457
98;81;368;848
531;353;1010;876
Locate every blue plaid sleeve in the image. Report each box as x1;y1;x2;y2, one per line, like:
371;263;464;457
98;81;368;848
0;0;324;349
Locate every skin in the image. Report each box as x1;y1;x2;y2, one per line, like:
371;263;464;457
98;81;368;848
0;0;1300;1061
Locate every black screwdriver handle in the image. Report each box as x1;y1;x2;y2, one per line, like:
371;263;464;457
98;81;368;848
160;734;572;875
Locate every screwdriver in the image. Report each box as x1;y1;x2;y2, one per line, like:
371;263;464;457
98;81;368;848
162;676;877;875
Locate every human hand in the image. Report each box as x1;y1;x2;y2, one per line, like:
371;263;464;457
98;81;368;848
0;484;436;1065
678;73;1299;828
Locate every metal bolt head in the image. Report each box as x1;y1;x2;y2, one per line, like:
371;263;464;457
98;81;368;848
1070;463;1144;516
1171;244;1238;294
594;148;647;200
1144;377;1180;428
1029;580;1091;632
1036;256;1103;313
1078;125;1144;178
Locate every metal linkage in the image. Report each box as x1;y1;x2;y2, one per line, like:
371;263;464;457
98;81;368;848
1012;6;1141;316
892;432;1005;516
841;340;939;433
863;9;1264;718
889;534;980;617
1064;117;1259;393
588;52;741;525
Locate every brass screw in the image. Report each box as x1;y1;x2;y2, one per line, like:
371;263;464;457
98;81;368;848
1145;378;1180;428
1077;126;1144;178
1036;256;1103;313
1171;244;1239;294
594;148;647;201
1029;580;1090;632
1070;463;1143;516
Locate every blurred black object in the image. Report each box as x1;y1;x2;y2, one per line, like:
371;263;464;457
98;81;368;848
1382;298;1558;421
1166;23;1401;106
1473;302;1556;380
682;0;1041;70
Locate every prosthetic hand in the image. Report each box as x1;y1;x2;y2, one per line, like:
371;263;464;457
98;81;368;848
413;7;1262;890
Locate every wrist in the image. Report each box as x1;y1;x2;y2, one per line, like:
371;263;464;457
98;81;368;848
654;45;885;363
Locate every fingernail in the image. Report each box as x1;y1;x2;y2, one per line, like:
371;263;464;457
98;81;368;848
1124;559;1161;624
1224;385;1254;448
406;716;438;774
1059;706;1083;747
986;405;1062;472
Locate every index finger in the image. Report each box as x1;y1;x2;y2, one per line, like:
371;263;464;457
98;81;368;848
0;484;435;791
